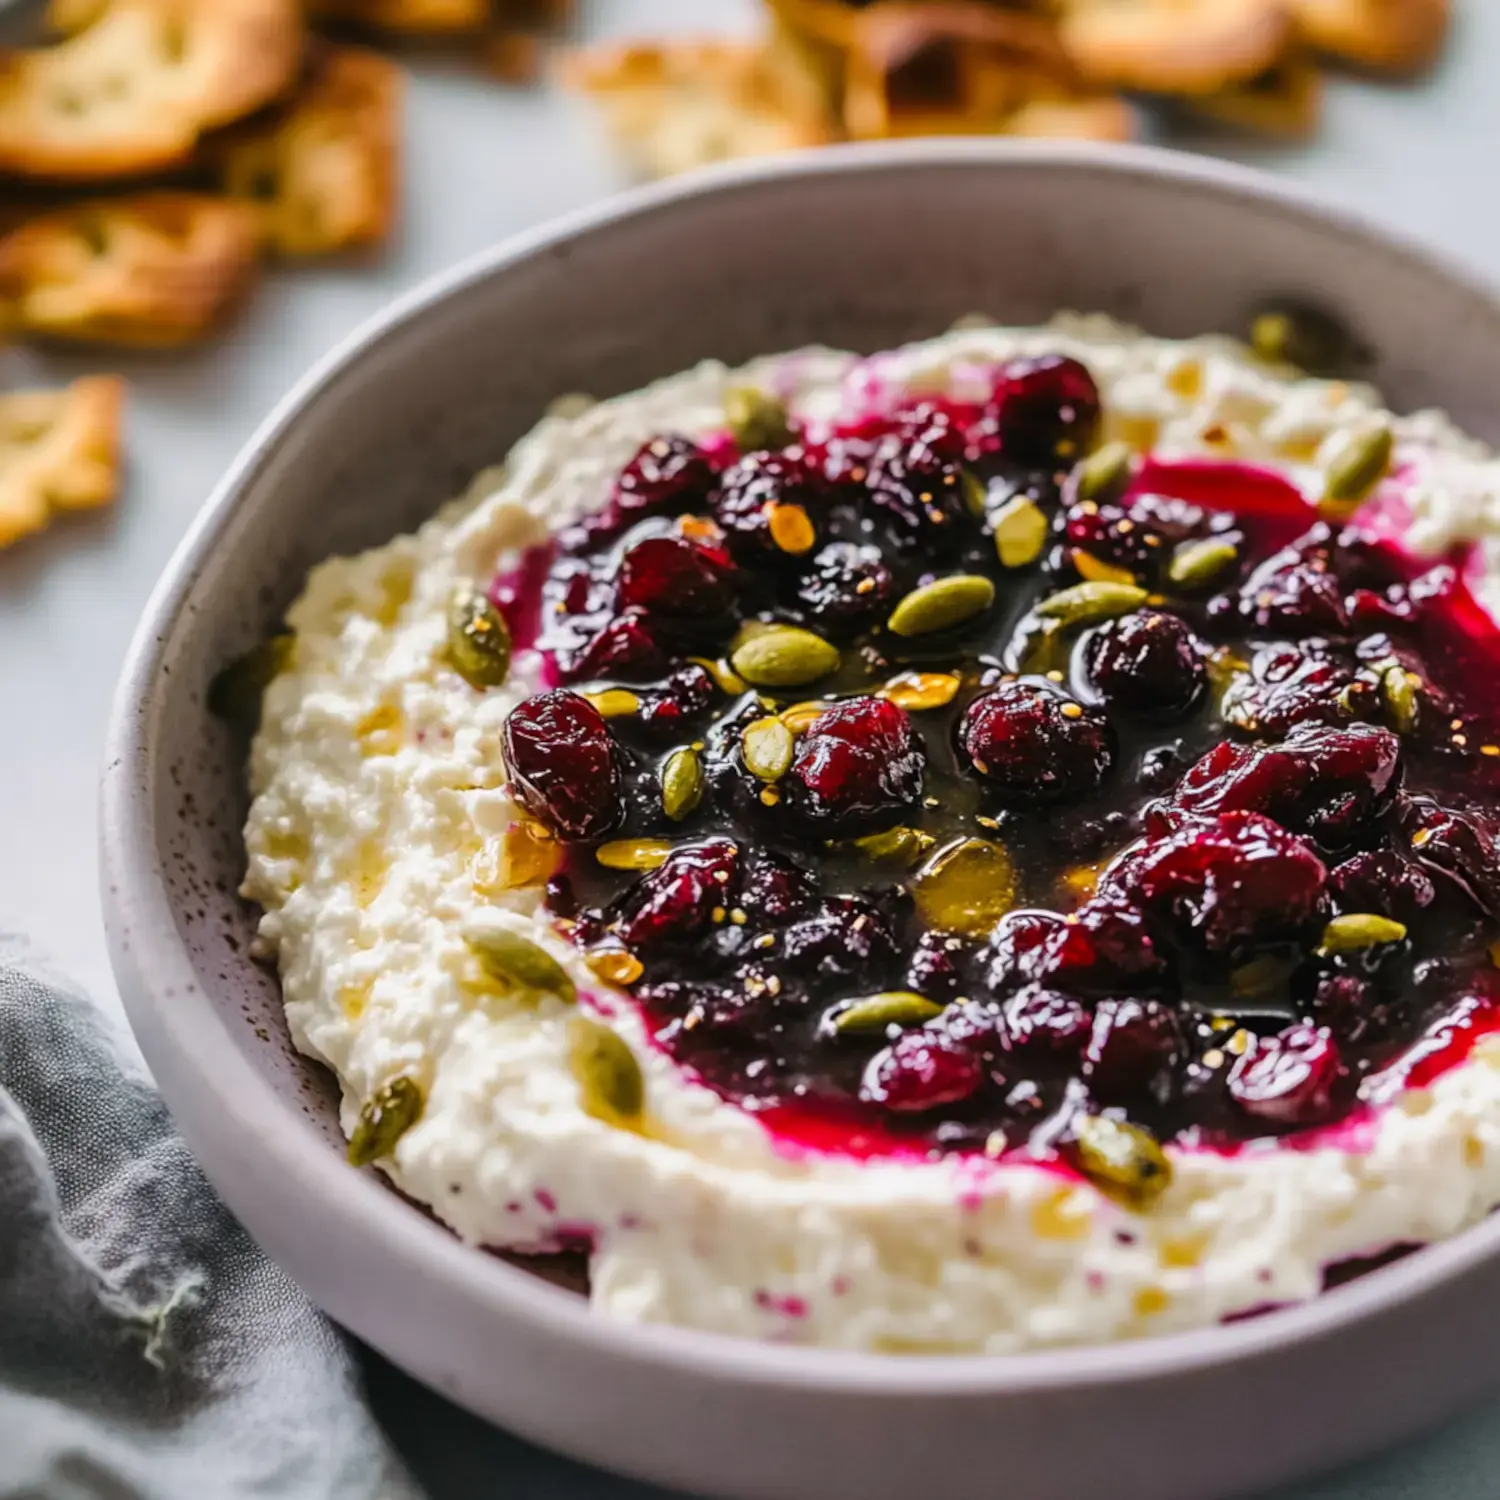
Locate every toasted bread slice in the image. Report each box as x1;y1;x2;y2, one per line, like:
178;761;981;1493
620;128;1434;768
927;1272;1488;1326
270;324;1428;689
0;193;261;347
308;0;489;36
215;46;402;258
1059;0;1293;94
0;376;124;549
1290;0;1449;71
0;0;304;181
564;39;832;179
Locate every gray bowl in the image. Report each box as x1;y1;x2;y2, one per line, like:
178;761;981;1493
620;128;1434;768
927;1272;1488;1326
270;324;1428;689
101;141;1500;1500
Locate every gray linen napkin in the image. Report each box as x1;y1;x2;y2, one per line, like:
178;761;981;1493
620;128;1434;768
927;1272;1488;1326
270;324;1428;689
0;937;419;1500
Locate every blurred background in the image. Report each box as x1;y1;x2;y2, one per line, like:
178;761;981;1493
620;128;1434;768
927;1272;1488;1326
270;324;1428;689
1;2;1498;1495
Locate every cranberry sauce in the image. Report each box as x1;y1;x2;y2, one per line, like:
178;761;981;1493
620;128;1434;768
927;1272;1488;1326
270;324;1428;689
497;355;1500;1169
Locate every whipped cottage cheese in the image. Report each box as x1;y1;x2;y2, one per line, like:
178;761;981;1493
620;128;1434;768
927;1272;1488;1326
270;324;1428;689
242;316;1500;1353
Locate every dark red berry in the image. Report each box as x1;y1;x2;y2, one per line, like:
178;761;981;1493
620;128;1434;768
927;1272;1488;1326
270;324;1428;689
1033;898;1170;995
785;696;925;836
612;435;717;526
634;663;717;740
862;1030;985;1113
1237;535;1349;634
502;690;622;840
1397;797;1500;918
558;610;665;683
1081;998;1183;1106
1227;1024;1343;1127
958;681;1114;805
1086;611;1206;719
997;985;1091;1058
613;838;740;951
1330;849;1437;925
983;909;1066;995
737;848;819;923
712;450;822;559
1220;646;1361;736
905;931;970;1002
616;535;734;617
793;542;893;638
781;897;899;990
991;354;1101;464
1061;493;1213;582
864;461;973;553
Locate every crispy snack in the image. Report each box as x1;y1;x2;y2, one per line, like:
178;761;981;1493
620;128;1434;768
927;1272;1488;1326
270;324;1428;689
0;0;304;180
0;376;123;549
0;193;261;347
1289;0;1450;72
1188;48;1323;135
563;39;832;179
1058;0;1293;95
307;0;489;36
215;47;402;258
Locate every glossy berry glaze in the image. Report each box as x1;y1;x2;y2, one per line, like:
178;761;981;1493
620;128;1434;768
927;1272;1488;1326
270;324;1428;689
495;354;1500;1174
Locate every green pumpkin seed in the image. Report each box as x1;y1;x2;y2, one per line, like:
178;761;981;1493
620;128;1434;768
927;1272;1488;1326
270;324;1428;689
1319;913;1408;955
1035;580;1148;629
911;836;1017;938
465;925;576;1002
689;655;750;696
887;574;996;638
1074;1115;1172;1210
730;625;840;688
742;716;795;782
1323;426;1393;509
849;825;938;867
1230;952;1298;1003
1381;664;1422;734
446;589;513;690
991;495;1049;568
348;1075;424;1167
596;839;675;871
1075;441;1132;505
208;633;295;725
724;386;793;452
1167;537;1238;591
1249;303;1360;376
568;1016;644;1124
661;748;704;822
832;991;944;1035
960;469;988;519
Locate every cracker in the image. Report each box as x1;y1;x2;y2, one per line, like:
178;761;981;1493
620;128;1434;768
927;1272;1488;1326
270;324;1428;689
1058;0;1293;95
1187;49;1323;134
0;0;304;181
0;192;261;347
564;39;832;179
215;47;402;258
0;376;123;549
1289;0;1449;72
308;0;489;37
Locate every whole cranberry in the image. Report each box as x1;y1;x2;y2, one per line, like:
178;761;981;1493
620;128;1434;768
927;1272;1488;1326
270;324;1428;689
982;909;1066;995
1330;849;1438;925
557;610;665;683
1236;537;1349;635
635;663;717;740
793;542;894;638
736;848;819;922
864;461;973;554
785;696;925;836
1105;811;1327;951
1220;646;1360;736
1033;898;1169;995
862;1030;985;1113
991;354;1101;465
612;838;741;951
616;535;733;617
997;985;1091;1058
713;450;823;560
780;897;899;990
958;681;1114;805
1086;612;1206;719
1081;998;1184;1106
1397;797;1500;918
611;435;718;527
1061;493;1212;582
1227;1024;1343;1128
502;690;622;841
906;931;970;1002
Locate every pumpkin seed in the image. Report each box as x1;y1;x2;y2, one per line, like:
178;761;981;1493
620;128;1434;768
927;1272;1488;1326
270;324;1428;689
724;386;792;452
466;925;576;1002
596;838;675;872
584;947;645;987
568;1016;644;1123
730;624;840;688
584;688;640;719
960;469;988;518
446;589;512;690
689;655;749;695
660;748;704;822
887;574;995;638
1249;303;1360;376
767;502;816;555
780;700;830;734
991;494;1048;568
1073;551;1136;586
1074;1115;1172;1210
1167;537;1238;590
1230;952;1298;1003
1380;665;1422;734
1319;913;1408;954
911;836;1017;937
208;633;295;724
1323;426;1393;509
832;991;944;1035
879;671;961;712
850;825;937;866
1035;580;1148;629
741;716;795;782
347;1076;425;1167
1075;441;1132;505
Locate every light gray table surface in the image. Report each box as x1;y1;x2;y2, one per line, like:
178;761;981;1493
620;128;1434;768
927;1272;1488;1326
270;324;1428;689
7;1;1500;1495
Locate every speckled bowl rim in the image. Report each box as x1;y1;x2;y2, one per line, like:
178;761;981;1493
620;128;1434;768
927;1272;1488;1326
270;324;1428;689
102;139;1500;1397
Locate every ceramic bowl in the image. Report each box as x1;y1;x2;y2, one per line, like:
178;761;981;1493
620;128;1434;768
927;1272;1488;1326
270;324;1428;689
101;141;1500;1500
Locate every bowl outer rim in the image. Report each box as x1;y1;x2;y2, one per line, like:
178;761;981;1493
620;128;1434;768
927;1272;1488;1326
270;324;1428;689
100;137;1500;1398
